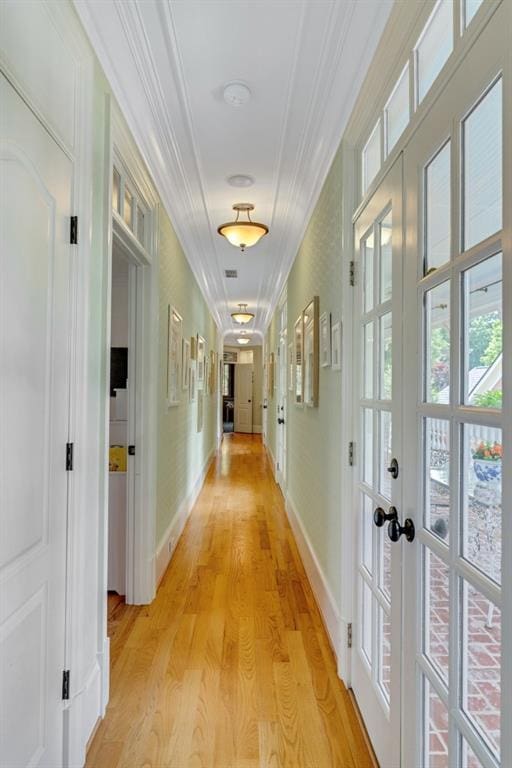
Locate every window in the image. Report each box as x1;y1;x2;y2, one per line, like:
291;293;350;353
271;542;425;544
112;167;121;213
415;0;453;105
462;79;502;251
464;0;484;27
222;363;234;397
385;65;409;156
113;161;149;249
362;119;381;194
424;142;451;273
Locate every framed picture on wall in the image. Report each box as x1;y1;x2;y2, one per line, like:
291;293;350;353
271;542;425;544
294;315;303;405
269;352;275;394
190;335;197;360
288;341;294;391
197;390;203;432
189;360;197;402
182;338;190;390
319;312;331;368
166;306;182;407
197;335;206;389
331;320;342;371
209;350;216;394
303;296;319;407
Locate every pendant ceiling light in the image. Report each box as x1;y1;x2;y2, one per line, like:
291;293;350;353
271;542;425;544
217;203;268;252
231;303;254;325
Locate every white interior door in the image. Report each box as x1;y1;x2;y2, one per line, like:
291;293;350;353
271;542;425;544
401;8;509;767
0;73;72;766
235;363;253;433
351;158;403;768
276;334;287;486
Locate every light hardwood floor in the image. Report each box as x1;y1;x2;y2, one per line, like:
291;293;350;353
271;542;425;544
86;434;374;768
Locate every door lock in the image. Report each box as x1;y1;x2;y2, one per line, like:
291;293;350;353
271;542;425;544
387;458;399;479
128;445;136;456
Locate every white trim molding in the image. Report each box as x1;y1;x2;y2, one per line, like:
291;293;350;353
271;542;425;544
155;448;216;587
285;493;342;665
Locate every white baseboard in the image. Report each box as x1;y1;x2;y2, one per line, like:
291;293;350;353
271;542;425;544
265;443;277;480
285;493;341;661
155;447;216;586
63;660;102;767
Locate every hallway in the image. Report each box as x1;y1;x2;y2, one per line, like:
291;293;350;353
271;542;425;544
86;435;373;768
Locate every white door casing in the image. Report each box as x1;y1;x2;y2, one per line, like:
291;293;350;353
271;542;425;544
351;157;403;768
235;363;253;433
0;73;72;767
277;333;287;488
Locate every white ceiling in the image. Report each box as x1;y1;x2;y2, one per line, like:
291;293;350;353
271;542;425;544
75;0;392;346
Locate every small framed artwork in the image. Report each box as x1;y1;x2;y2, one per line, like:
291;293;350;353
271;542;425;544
167;306;182;407
209;350;216;394
190;335;197;360
197;390;203;432
197;335;206;389
303;296;319;407
288;341;293;391
269;352;275;395
182;338;190;390
294;315;303;405
331;320;342;371
319;312;331;368
189;360;197;402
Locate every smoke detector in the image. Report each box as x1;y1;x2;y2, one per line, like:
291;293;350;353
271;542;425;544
223;81;251;107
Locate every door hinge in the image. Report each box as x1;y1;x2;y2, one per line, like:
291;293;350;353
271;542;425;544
347;623;353;649
70;216;78;245
62;670;70;700
349;261;356;287
66;442;74;471
348;441;355;467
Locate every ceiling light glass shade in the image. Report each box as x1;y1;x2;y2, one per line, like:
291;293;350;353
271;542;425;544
218;203;268;252
231;303;254;324
237;337;250;345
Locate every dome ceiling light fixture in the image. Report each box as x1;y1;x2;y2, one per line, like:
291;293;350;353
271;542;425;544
227;174;254;188
217;203;268;252
231;303;254;325
237;337;250;345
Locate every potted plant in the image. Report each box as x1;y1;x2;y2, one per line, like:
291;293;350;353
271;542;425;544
472;440;502;483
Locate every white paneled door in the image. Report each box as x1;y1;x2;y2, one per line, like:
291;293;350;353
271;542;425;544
352;5;510;767
235;363;253;433
276;333;287;488
0;74;72;766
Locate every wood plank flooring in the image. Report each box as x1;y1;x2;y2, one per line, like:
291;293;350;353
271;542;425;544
86;434;374;768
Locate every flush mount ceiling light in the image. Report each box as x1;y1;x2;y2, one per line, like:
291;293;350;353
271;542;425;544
217;203;268;252
231;303;254;325
227;174;254;188
223;81;251;107
237;337;250;345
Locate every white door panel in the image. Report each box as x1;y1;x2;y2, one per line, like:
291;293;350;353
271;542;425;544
235;364;253;433
0;74;71;766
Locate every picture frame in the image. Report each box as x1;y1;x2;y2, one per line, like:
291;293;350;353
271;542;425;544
197;390;203;432
166;306;182;407
269;352;275;395
319;311;331;368
288;341;293;391
209;350;216;394
189;360;197;402
294;315;303;405
303;296;319;407
331;320;342;371
182;338;190;390
197;335;206;389
190;335;197;360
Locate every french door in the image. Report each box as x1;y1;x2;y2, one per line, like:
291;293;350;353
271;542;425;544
353;4;510;767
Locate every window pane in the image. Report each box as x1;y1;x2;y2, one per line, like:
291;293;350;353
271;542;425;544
380;212;392;303
378;606;391;702
425;281;450;403
424;677;449;768
464;425;502;584
461;738;485;768
362;120;381;194
464;254;502;409
424;547;449;682
416;0;453;104
379;410;392;501
380;313;392;400
465;0;483;27
362;580;372;664
425;418;450;543
379;512;392;602
385;66;409;155
463;80;502;250
112;167;121;213
137;204;145;246
425;142;451;273
363;231;374;313
363;408;373;486
462;581;501;756
362;494;373;575
123;187;133;230
364;322;374;399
